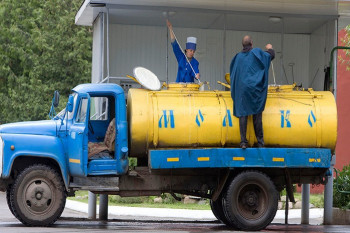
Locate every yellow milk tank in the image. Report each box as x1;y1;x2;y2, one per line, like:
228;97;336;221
127;83;337;158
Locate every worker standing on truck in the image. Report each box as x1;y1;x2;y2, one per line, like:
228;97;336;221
230;35;275;149
166;20;200;83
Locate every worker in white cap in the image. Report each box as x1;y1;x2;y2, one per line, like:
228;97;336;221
167;20;200;83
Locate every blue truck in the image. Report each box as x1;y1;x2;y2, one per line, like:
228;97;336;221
0;83;333;231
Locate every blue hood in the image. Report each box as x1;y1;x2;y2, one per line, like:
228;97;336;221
0;120;57;136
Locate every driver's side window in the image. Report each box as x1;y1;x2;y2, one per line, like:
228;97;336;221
76;98;88;123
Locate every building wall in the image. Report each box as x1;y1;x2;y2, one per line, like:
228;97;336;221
104;24;312;90
335;21;350;171
109;24;167;82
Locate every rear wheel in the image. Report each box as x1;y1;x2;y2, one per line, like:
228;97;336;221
223;170;278;231
10;164;66;226
210;195;233;226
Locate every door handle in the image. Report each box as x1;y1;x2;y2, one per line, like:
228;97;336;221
78;131;83;135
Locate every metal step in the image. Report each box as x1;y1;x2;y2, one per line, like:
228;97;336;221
70;176;119;191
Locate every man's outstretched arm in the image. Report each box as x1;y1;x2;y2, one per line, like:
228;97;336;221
265;44;275;60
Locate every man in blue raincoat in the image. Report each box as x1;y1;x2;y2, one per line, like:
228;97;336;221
167;20;200;83
230;35;275;149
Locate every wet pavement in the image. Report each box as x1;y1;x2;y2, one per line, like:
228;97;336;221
1;192;350;233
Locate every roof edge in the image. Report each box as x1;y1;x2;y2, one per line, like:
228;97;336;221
75;0;93;26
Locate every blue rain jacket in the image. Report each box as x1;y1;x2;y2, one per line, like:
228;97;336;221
171;40;199;83
230;48;272;117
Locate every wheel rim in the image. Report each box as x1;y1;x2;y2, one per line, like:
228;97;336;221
22;178;54;215
236;183;268;220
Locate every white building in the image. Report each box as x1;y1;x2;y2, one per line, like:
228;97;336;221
75;0;350;224
75;0;350;91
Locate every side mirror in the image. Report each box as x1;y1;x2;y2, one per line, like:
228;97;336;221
67;95;74;112
53;91;60;108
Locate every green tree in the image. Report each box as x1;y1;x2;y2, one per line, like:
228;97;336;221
333;164;350;209
0;0;92;123
339;25;350;71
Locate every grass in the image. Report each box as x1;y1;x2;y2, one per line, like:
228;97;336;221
68;191;211;210
294;192;324;208
68;190;325;210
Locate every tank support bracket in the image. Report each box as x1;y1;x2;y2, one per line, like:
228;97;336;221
211;170;230;201
285;169;295;203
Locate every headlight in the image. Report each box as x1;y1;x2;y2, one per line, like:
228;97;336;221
0;136;3;177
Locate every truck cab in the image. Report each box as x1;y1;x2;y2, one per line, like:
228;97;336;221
64;83;129;177
0;83;128;226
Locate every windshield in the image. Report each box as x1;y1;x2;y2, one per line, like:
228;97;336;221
55;93;78;120
55;108;66;119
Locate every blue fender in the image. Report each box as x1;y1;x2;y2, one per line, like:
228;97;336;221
1;133;69;189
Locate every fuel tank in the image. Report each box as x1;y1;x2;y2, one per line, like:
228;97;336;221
127;83;337;158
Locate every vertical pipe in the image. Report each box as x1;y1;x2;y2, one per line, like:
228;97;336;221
334;19;338;99
101;13;105;82
324;19;338;224
88;191;97;219
324;20;337;225
280;17;285;84
106;8;110;79
223;14;227;91
89;12;103;219
324;175;333;224
285;191;289;224
301;184;310;224
324;155;335;224
166;22;169;84
99;194;109;221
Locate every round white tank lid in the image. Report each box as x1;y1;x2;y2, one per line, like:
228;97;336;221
133;67;161;91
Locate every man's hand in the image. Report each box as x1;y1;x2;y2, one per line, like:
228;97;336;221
265;44;273;50
166;19;172;30
195;73;200;80
166;19;175;42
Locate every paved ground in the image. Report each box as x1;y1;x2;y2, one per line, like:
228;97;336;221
65;198;325;224
1;192;350;233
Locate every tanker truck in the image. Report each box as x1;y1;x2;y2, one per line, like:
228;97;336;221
0;82;336;231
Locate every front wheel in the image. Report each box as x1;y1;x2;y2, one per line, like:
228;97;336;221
9;164;66;226
6;185;15;216
223;170;278;231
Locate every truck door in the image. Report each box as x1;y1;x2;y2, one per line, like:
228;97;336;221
68;93;90;177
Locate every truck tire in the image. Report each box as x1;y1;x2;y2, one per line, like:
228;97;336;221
9;164;66;226
223;170;278;231
210;196;233;226
6;186;16;216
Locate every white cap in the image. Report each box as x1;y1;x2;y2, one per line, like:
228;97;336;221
186;37;197;50
187;37;197;44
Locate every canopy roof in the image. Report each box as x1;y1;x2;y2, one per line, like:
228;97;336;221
75;0;350;33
